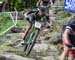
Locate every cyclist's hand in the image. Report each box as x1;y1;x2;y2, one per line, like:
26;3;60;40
24;12;29;18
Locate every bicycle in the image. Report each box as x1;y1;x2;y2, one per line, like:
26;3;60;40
23;17;50;56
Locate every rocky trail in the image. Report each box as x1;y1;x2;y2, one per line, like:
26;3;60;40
0;29;59;60
0;0;73;60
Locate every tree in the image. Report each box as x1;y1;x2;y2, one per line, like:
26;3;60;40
1;0;38;11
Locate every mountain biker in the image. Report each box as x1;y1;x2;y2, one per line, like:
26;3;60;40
24;8;51;25
60;17;75;60
23;8;52;40
37;0;55;7
37;0;55;16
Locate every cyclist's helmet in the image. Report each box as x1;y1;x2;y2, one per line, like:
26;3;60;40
38;7;46;13
67;19;75;30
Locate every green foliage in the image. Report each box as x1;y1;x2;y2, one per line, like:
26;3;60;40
56;7;71;19
17;20;29;27
59;11;70;18
0;45;21;52
3;0;38;11
0;12;14;33
28;0;38;8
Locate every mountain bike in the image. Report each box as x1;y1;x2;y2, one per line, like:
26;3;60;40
23;17;49;56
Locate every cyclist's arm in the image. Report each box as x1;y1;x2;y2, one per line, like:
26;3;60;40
50;0;55;6
24;10;35;18
63;29;71;45
37;0;41;6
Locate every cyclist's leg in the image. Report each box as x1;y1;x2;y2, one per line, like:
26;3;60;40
24;23;32;36
23;23;32;40
60;44;69;60
60;41;71;60
23;16;33;40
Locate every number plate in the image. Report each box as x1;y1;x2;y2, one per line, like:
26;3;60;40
35;22;41;28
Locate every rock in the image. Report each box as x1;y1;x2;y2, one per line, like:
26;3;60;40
50;45;57;52
54;0;63;6
2;33;25;47
42;56;55;60
47;32;59;44
49;17;56;21
33;44;49;52
5;33;25;40
47;45;57;56
3;39;23;47
11;27;23;33
49;10;55;17
0;52;35;60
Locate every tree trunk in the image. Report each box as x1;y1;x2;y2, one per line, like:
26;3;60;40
0;1;4;12
8;0;11;11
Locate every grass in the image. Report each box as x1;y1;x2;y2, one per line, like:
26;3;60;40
17;20;29;27
0;45;18;52
0;12;29;39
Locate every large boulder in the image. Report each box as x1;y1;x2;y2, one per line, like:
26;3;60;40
33;44;49;52
0;52;35;60
42;56;55;60
3;33;25;47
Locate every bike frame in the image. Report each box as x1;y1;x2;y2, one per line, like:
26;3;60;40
23;22;40;45
26;24;39;44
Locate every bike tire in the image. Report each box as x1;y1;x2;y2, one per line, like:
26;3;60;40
25;29;39;56
24;25;33;51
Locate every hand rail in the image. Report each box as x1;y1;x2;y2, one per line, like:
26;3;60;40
0;11;18;35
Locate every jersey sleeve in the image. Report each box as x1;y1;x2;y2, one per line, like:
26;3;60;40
27;9;38;15
27;11;35;15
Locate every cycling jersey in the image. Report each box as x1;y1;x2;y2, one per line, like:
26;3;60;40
26;9;49;23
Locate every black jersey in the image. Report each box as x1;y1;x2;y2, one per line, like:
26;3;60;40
39;0;51;6
26;9;49;23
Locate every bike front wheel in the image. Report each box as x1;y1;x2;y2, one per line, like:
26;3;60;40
25;29;39;56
